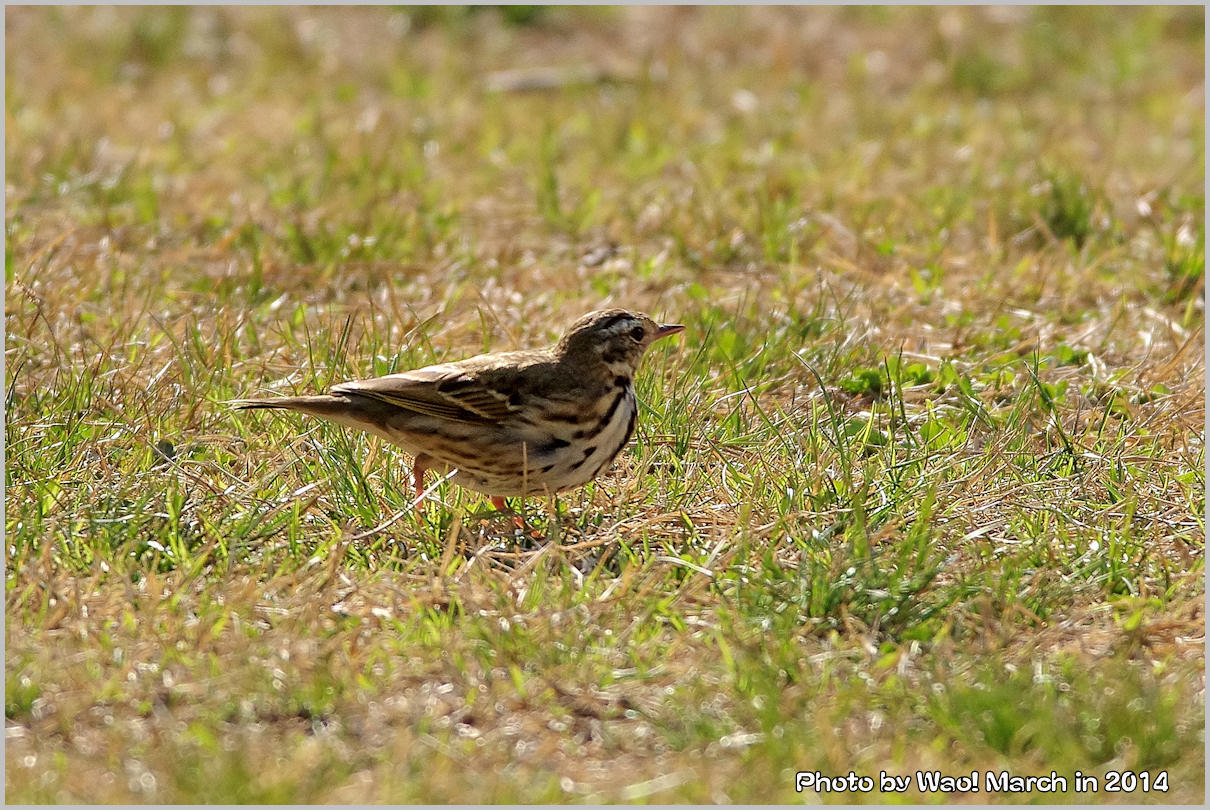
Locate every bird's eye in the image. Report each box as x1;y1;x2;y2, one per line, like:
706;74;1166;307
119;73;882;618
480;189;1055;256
629;325;646;342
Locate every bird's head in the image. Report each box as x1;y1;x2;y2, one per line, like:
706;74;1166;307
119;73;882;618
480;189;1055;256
556;309;685;377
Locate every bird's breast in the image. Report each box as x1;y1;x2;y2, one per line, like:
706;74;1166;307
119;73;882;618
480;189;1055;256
539;382;638;490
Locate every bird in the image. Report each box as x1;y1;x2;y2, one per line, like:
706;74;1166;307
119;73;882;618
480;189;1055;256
231;309;685;512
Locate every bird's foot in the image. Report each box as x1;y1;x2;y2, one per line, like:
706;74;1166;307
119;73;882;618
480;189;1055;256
490;496;542;538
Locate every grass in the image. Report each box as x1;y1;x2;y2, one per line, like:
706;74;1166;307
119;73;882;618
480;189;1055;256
5;5;1205;804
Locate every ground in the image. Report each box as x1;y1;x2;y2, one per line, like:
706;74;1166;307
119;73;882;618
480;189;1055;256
5;6;1205;803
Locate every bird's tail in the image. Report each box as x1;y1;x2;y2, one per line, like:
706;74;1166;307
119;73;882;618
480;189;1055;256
228;394;357;420
230;393;399;441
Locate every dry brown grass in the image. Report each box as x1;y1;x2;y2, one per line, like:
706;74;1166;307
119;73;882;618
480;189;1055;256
6;6;1204;803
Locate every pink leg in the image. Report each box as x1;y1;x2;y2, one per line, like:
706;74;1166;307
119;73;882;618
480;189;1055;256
412;459;428;511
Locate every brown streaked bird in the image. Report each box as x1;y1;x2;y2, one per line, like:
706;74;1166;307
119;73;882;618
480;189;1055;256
231;309;684;511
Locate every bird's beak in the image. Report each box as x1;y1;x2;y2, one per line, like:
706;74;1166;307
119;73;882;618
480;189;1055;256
655;323;685;340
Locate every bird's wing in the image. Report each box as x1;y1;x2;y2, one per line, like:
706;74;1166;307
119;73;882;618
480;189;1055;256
332;363;519;424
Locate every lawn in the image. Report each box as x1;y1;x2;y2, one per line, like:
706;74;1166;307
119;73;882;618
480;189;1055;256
5;6;1205;803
